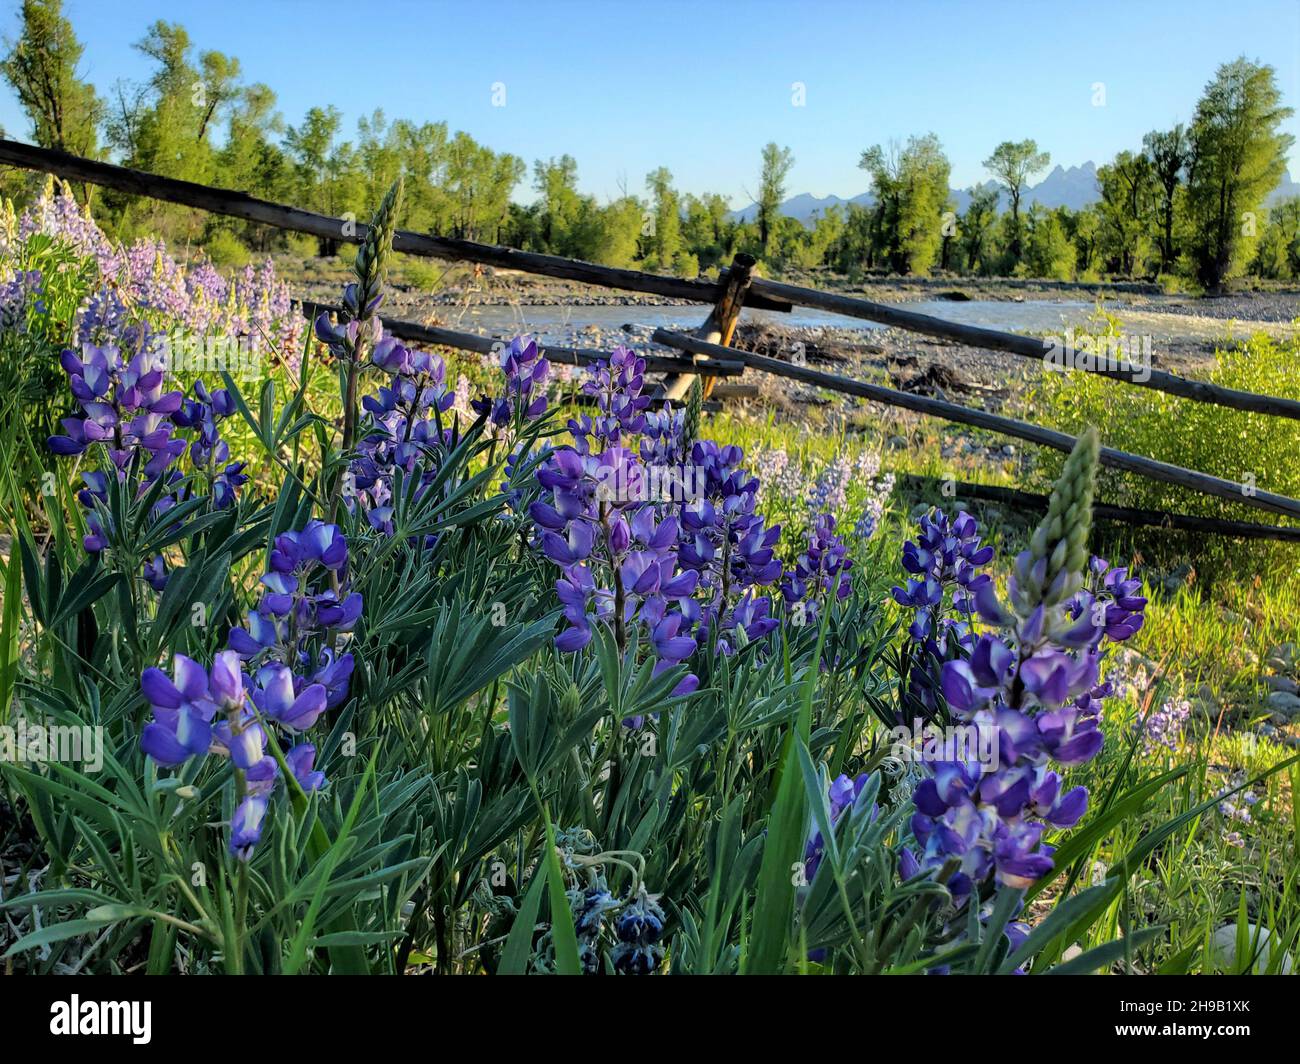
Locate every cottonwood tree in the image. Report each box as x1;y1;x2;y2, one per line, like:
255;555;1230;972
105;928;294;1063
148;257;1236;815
1096;149;1157;277
1186;57;1294;290
1;0;102;160
1143;125;1189;275
756;142;794;257
959;184;1001;274
982;139;1050;263
859;134;951;275
645;166;683;271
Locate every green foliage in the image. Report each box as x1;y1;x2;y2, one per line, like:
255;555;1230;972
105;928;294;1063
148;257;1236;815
1030;327;1300;520
1185;57;1295;290
858;134;952;276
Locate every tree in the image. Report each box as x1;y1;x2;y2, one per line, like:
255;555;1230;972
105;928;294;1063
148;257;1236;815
858;134;951;275
982;139;1050;262
645;166;682;271
1096;150;1157;276
1;0;102;158
1252;197;1300;279
592;196;645;269
959;184;1000;273
1186;57;1295;289
756;142;794;256
1143;125;1189;275
533;155;585;254
215;82;286;250
1022;206;1076;280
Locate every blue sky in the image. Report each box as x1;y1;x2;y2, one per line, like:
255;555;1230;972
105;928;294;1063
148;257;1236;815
2;0;1298;206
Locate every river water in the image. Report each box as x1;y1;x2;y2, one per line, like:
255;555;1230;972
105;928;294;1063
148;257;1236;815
434;298;1100;346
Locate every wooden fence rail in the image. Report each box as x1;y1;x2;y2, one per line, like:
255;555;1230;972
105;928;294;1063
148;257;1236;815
3;138;1296;420
0;139;793;312
3;138;1298;529
651;328;1300;522
898;474;1300;542
747;277;1300;420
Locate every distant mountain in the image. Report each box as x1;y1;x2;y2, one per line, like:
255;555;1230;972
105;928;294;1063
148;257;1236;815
729;162;1300;224
1267;169;1300;205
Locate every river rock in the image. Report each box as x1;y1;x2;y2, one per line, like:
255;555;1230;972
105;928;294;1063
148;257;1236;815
1265;675;1299;694
1266;691;1300;717
1208;923;1294;974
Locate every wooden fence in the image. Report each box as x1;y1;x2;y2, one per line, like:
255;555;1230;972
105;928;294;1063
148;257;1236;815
2;137;1298;533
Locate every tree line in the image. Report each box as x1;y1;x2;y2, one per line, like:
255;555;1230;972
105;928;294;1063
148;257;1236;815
2;0;1296;289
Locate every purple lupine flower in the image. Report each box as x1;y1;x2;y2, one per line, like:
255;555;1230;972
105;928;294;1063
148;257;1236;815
669;439;783;653
803;772;874;883
349;337;459;535
610;887;666;975
286;743;327;792
895;504;1145;903
228;522;360;719
139;653;220;766
1139;697;1191;754
781;512;853;626
471;336;549;425
530;349;698;696
230;795;269;860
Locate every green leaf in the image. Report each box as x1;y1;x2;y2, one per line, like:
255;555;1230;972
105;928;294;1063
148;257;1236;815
542;810;581;975
0;544;20;724
499;859;549;975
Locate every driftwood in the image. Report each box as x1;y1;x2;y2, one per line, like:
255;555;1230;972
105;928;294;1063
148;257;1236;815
651;327;1300;521
898;474;1300;542
748;277;1300;421
728;322;857;365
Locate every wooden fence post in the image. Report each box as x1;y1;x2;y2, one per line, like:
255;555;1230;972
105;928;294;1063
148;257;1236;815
660;253;755;401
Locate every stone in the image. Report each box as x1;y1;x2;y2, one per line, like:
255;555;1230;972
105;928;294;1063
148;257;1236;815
1001;444;1016;457
887;435;908;450
1265;675;1299;695
1208;923;1293;974
1266;691;1300;717
1266;642;1299;666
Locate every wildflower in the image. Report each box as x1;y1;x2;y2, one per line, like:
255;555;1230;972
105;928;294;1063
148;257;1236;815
901;428;1142;901
804;772;872;883
611;887;666;975
782;512;853;626
471;336;549;426
1139;697;1191;754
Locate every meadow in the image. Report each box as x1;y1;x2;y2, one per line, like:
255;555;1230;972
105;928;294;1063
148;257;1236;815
0;179;1297;976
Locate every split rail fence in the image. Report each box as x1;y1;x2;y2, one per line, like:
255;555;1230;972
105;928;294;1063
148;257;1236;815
3;138;1298;537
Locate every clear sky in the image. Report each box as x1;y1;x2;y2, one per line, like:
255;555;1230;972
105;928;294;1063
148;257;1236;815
2;0;1298;206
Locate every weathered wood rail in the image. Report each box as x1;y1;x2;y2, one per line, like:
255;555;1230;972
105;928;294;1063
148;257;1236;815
745;277;1300;419
652;328;1300;521
3;137;1298;533
0;140;796;311
898;474;1300;542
